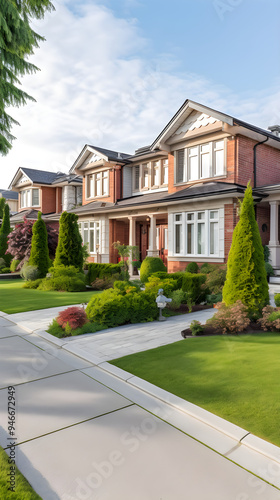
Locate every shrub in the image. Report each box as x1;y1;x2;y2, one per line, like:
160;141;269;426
190;320;204;336
151;271;184;289
139;257;166;283
10;259;20;272
86;288;158;327
223;183;269;316
265;262;274;279
145;277;177;297
258;305;280;331
206;300;250;334
29;212;51;278
90;275;119;290
181;272;207;304
38;265;86;292
20;262;40;281
54;212;83;271
185;262;199;274
263;245;270;263
86;263;121;285
0;203;12;266
205;267;227;294
0;258;5;268
56;306;88;330
47;319;106;338
168;289;185;310
200;263;215;274
22;279;43;289
206;293;223;305
274;294;280;307
0;267;10;273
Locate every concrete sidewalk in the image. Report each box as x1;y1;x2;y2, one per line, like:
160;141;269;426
0;309;280;499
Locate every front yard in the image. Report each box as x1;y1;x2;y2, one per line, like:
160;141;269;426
111;333;280;447
0;279;100;314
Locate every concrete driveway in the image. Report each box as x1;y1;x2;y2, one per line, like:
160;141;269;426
0;312;280;499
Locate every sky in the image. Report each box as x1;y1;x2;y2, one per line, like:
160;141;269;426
1;0;280;189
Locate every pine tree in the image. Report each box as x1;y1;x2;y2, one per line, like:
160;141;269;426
54;212;83;271
0;0;54;154
29;212;51;277
0;197;6;221
0;203;12;265
223;183;269;315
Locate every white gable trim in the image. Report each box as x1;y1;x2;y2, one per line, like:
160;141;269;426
8;168;33;190
70;145;109;174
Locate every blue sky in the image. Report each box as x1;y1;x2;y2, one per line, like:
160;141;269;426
1;0;280;188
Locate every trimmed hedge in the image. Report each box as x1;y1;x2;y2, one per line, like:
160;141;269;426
86;288;158;327
139;257;166;283
185;262;199;274
151;271;185;289
86;263;121;285
182;272;207;304
38;265;86;292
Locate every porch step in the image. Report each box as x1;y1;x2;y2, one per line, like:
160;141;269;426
274;269;280;276
269;276;280;284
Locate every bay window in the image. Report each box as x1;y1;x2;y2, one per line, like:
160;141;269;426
20;188;39;208
176;140;225;183
174;209;221;257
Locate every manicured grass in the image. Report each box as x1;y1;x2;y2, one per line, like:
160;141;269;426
0;279;101;314
111;333;280;447
0;446;42;499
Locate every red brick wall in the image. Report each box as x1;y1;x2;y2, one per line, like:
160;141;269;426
41;187;57;214
82;170;116;205
56;187;62;213
236;136;280;187
226;138;236;183
224;203;238;259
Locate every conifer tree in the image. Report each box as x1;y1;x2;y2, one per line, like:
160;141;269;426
0;197;6;221
0;203;12;265
0;0;54;154
223;183;269;315
29;212;51;277
54;212;83;271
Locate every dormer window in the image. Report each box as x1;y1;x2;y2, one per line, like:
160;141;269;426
176;140;225;184
86;170;109;199
20;188;40;208
132;159;168;193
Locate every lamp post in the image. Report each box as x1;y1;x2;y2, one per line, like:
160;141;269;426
156;288;172;321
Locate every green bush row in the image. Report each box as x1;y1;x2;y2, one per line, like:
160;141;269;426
86;263;122;285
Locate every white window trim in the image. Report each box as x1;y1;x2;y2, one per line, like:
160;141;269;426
175;140;226;184
20;188;40;208
78;220;101;254
132;159;169;193
173;209;221;258
86;170;109;199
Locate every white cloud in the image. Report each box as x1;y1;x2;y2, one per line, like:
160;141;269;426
1;0;279;189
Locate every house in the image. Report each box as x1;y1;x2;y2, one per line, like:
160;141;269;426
68;100;280;272
9;167;82;228
0;189;18;214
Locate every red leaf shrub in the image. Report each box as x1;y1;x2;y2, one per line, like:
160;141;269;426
206;300;250;334
258;305;280;331
56;306;88;330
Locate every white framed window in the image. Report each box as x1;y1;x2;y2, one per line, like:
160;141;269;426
152;161;160;187
174;213;183;254
134;165;140;191
174;210;220;257
20;188;39;208
86;170;109;198
79;220;100;254
176;140;225;183
142;163;149;189
162;159;169;185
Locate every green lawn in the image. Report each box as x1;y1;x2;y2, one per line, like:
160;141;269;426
111;333;280;447
0;279;100;314
0;446;42;499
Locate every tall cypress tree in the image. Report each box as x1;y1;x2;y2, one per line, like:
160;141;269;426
0;197;6;222
29;212;51;277
0;0;54;154
0;203;12;265
54;212;83;271
223;183;269;315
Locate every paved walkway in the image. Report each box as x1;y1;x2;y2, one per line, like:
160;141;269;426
0;295;280;499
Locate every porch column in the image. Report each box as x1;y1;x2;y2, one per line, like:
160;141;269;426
268;201;280;268
128;216;136;276
147;214;159;257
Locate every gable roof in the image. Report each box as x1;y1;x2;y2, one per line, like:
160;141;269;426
0;189;18;200
70;145;132;173
151;99;280;151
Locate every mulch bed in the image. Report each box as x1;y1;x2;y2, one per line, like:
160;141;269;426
181;321;262;338
171;304;213;314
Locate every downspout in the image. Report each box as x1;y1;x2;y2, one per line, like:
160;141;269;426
253;137;269;188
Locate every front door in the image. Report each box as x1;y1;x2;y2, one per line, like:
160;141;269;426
158;225;168;267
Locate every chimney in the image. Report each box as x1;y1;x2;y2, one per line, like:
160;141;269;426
268;125;280;137
117;152;122;159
